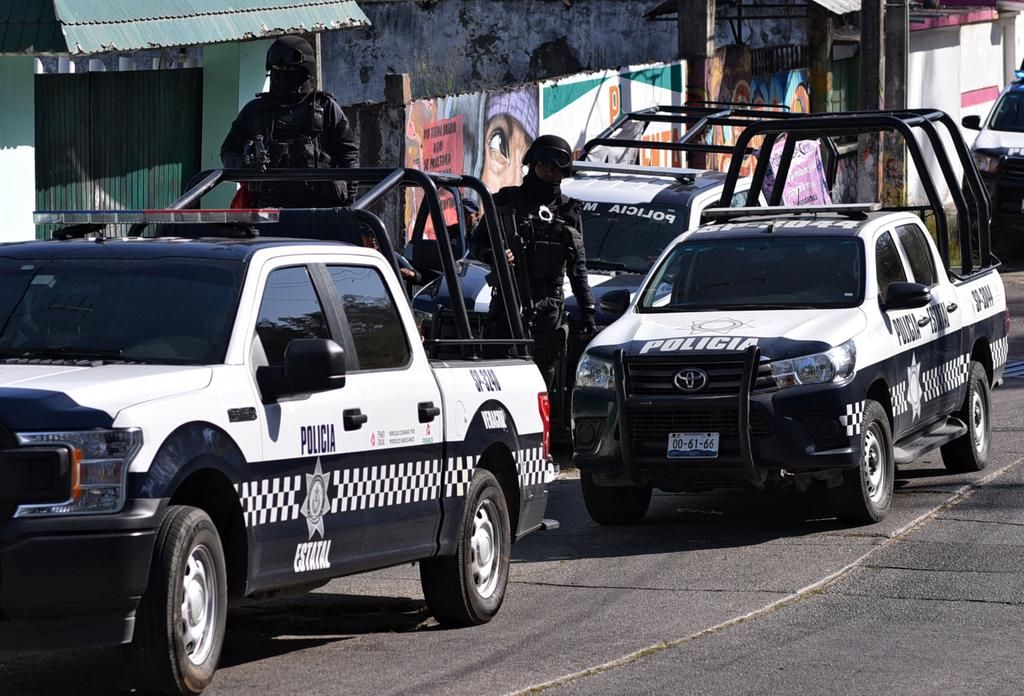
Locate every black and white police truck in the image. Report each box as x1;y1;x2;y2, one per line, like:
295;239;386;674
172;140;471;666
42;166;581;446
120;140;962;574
572;110;1009;525
413;104;825;435
0;169;555;695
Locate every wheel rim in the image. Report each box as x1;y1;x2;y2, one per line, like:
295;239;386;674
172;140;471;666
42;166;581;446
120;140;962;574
971;388;987;454
863;424;888;505
470;498;502;600
180;543;218;665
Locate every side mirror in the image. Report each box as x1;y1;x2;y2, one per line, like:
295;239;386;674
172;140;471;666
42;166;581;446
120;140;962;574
281;338;347;396
884;282;932;310
599;288;630;317
961;115;981;130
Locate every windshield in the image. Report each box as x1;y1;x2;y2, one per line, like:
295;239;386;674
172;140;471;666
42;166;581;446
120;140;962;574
580;202;688;274
0;257;244;364
988;90;1024;132
639;236;864;311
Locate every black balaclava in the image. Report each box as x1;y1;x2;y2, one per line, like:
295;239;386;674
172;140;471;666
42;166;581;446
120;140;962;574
270;69;314;104
520;168;559;206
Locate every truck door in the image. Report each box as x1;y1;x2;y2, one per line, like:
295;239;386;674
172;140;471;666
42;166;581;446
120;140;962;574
874;229;926;439
893;223;965;420
245;264;369;591
323;263;445;566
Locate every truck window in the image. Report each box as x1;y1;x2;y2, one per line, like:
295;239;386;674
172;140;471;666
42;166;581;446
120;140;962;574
0;258;242;364
327;265;411;371
639;236;863;310
580;202;688;273
895;224;938;286
875;231;908;302
255;266;329;365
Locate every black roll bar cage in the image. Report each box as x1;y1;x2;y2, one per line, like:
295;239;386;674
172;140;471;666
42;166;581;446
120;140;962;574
715;109;993;275
579;102;840;188
169;167;529;358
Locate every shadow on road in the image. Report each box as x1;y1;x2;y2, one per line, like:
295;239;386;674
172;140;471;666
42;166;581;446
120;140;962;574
0;594;430;695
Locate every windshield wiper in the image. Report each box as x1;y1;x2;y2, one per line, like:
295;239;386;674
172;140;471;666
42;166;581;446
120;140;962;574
9;346;129;362
588;259;646;273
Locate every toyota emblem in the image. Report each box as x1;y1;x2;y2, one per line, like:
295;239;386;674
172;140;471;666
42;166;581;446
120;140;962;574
674;368;709;392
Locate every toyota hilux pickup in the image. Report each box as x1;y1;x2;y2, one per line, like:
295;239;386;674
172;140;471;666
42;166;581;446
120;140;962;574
572;110;1008;525
413;104;825;437
0;169;554;696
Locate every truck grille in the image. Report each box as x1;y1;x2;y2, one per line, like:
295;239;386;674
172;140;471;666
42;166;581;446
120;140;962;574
1001;157;1024;181
627;407;772;459
625;358;774;397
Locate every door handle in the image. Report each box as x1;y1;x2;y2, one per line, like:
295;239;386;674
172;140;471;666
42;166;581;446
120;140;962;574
343;408;368;431
418;401;441;423
917;315;931;327
946;302;958;312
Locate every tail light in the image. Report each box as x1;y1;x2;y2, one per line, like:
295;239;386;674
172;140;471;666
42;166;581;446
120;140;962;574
538;392;551;458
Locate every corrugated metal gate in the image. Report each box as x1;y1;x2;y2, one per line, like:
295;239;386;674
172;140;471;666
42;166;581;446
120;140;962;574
35;68;203;237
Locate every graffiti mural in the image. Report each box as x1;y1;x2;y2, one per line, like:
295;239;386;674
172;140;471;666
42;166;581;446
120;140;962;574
403;63;688;237
539;62;687;167
404;86;538;236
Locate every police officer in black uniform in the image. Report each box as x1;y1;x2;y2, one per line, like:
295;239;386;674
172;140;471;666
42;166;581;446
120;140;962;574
471;134;596;390
221;36;359;207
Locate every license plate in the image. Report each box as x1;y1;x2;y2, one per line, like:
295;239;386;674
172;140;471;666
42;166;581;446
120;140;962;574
667;432;719;458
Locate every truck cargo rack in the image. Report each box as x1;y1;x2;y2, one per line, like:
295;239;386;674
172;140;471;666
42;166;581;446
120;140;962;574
580;102;839;188
165;167;530;360
715;109;995;276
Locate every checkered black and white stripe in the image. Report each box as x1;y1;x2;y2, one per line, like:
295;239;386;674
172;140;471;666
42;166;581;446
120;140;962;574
517;447;551;488
922;354;970;403
235;476;302;527
444;455;478;498
839;401;865;437
236;444;550;528
332;460;444;513
993;336;1009;370
891;381;910;418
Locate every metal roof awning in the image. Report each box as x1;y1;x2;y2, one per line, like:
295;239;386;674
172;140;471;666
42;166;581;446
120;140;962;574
1;0;370;56
645;0;860;20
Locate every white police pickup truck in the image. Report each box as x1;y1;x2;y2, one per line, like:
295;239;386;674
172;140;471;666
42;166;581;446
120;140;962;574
572;110;1008;525
0;169;554;695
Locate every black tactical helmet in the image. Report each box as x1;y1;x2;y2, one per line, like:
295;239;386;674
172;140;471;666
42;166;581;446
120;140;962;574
523;134;573;170
266;36;316;76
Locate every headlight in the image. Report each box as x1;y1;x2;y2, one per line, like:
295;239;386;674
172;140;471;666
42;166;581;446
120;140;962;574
13;429;143;517
770;340;856;389
576;353;615;390
973;152;1000;174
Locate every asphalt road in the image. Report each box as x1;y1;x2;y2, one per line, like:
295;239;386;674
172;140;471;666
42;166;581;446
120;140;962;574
3;276;1023;696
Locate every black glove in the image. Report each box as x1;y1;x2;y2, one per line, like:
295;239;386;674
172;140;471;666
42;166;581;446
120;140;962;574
581;308;597;335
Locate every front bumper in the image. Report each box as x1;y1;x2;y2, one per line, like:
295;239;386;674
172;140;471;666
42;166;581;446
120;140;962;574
0;498;164;651
572;350;861;490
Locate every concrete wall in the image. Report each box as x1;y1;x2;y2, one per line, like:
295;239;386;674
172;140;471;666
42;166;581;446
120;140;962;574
321;0;678;104
0;57;36;241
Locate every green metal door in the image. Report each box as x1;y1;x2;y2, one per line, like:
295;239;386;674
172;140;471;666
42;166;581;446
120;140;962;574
35;68;203;237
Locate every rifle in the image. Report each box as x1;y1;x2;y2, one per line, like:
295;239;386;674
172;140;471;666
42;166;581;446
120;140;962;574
241;135;272;172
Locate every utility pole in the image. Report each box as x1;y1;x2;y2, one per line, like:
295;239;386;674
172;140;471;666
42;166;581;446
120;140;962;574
883;0;909;206
858;0;885;202
807;4;832;114
678;0;716;166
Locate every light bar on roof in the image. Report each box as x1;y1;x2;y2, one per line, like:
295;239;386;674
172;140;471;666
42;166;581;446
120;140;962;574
33;209;280;226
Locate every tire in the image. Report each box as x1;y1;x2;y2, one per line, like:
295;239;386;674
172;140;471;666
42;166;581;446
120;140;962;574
941;361;991;473
580;471;652;525
420;469;511;627
829;399;894;524
125;506;227;696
